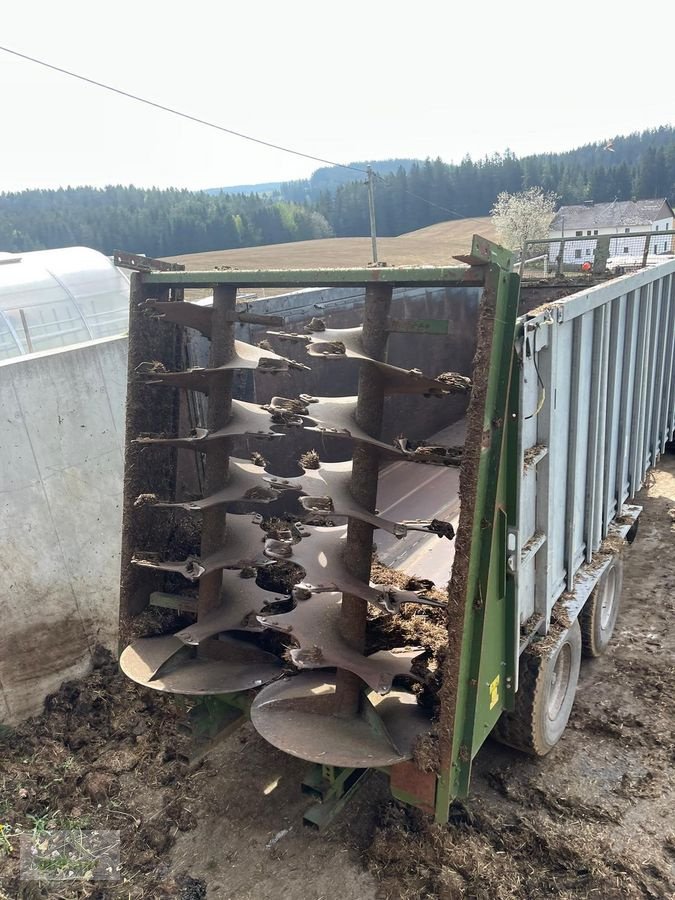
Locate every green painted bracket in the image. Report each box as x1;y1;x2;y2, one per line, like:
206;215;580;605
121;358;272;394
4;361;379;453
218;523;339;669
302;765;370;830
454;235;515;271
184;691;253;768
435;264;521;822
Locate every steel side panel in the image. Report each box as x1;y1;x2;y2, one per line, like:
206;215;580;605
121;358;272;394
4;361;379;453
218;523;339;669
602;296;625;532
661;275;675;443
652;275;672;458
593;306;610;550
520;331;540;450
628;286;650;495
564;317;583;590
639;284;655;474
666;274;675;436
519;466;537;542
646;278;665;466
517;335;540;624
518;557;536;624
616;292;639;506
545;322;572;616
642;283;660;471
517;261;675;636
584;307;606;560
570;315;593;572
533;324;555;625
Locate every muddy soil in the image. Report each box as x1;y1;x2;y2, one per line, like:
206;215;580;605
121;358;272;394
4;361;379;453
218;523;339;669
2;459;675;899
370;460;675;899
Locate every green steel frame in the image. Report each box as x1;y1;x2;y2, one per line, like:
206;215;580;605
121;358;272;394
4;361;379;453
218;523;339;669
120;236;521;825
139;265;485;289
435;265;520;821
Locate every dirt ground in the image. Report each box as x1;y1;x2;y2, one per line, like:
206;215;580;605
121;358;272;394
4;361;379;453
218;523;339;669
2;457;674;899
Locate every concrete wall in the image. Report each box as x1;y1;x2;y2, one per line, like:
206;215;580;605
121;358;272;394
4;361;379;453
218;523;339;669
0;336;126;723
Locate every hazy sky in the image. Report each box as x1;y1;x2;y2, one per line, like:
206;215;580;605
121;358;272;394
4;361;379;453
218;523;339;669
1;0;673;193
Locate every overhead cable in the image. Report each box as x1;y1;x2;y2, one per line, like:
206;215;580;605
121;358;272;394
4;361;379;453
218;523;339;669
0;44;368;176
1;43;494;229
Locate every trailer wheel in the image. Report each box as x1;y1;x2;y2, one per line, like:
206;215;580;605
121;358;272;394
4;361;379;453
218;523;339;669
580;556;623;657
493;620;582;756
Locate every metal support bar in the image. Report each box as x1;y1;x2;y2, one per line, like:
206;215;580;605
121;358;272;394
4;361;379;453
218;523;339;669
367;166;379;265
659;276;675;451
301;765;370;830
234;311;285;326
185;699;248;769
616;291;638;508
525;229;675;252
335;283;393;717
198;286;236;617
140;266;485;288
113;250;185;272
119;278;181;625
593;236;611;274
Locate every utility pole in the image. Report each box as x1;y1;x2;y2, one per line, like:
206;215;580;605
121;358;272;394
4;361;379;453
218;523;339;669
366;165;378;264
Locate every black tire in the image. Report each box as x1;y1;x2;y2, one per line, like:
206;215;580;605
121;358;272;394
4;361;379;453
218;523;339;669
580;555;623;657
493;620;582;756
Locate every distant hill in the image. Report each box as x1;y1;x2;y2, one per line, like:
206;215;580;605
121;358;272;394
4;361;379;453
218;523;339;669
204;182;282;196
206;159;422;203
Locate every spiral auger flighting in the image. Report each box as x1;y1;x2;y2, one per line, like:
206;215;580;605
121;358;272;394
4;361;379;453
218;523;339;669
118;275;465;763
116;250;521;826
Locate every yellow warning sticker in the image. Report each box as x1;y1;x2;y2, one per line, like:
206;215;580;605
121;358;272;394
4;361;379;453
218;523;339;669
489;675;500;710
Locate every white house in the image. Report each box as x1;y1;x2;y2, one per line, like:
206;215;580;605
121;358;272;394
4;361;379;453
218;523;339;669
548;198;675;266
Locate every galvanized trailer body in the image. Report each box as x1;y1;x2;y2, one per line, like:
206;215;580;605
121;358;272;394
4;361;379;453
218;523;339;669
439;257;675;819
515;258;675;634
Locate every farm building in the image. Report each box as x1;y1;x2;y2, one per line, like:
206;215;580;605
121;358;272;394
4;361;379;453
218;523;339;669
547;198;674;266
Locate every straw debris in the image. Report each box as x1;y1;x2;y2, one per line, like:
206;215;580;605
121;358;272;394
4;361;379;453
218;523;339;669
368;802;669;900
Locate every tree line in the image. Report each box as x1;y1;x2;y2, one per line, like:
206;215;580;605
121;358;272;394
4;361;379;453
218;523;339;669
313;126;675;237
0;186;333;256
0;126;673;256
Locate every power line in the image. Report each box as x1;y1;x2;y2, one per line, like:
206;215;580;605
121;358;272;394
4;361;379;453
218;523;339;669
0;44;493;239
0;44;368;176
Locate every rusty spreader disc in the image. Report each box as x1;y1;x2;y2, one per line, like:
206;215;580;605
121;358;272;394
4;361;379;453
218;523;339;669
250;672;430;767
119;634;282;695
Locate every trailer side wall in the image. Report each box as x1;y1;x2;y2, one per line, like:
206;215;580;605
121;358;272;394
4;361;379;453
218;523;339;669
515;259;675;632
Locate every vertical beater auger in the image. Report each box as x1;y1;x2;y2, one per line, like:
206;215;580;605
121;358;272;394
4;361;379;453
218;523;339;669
118;240;519;823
